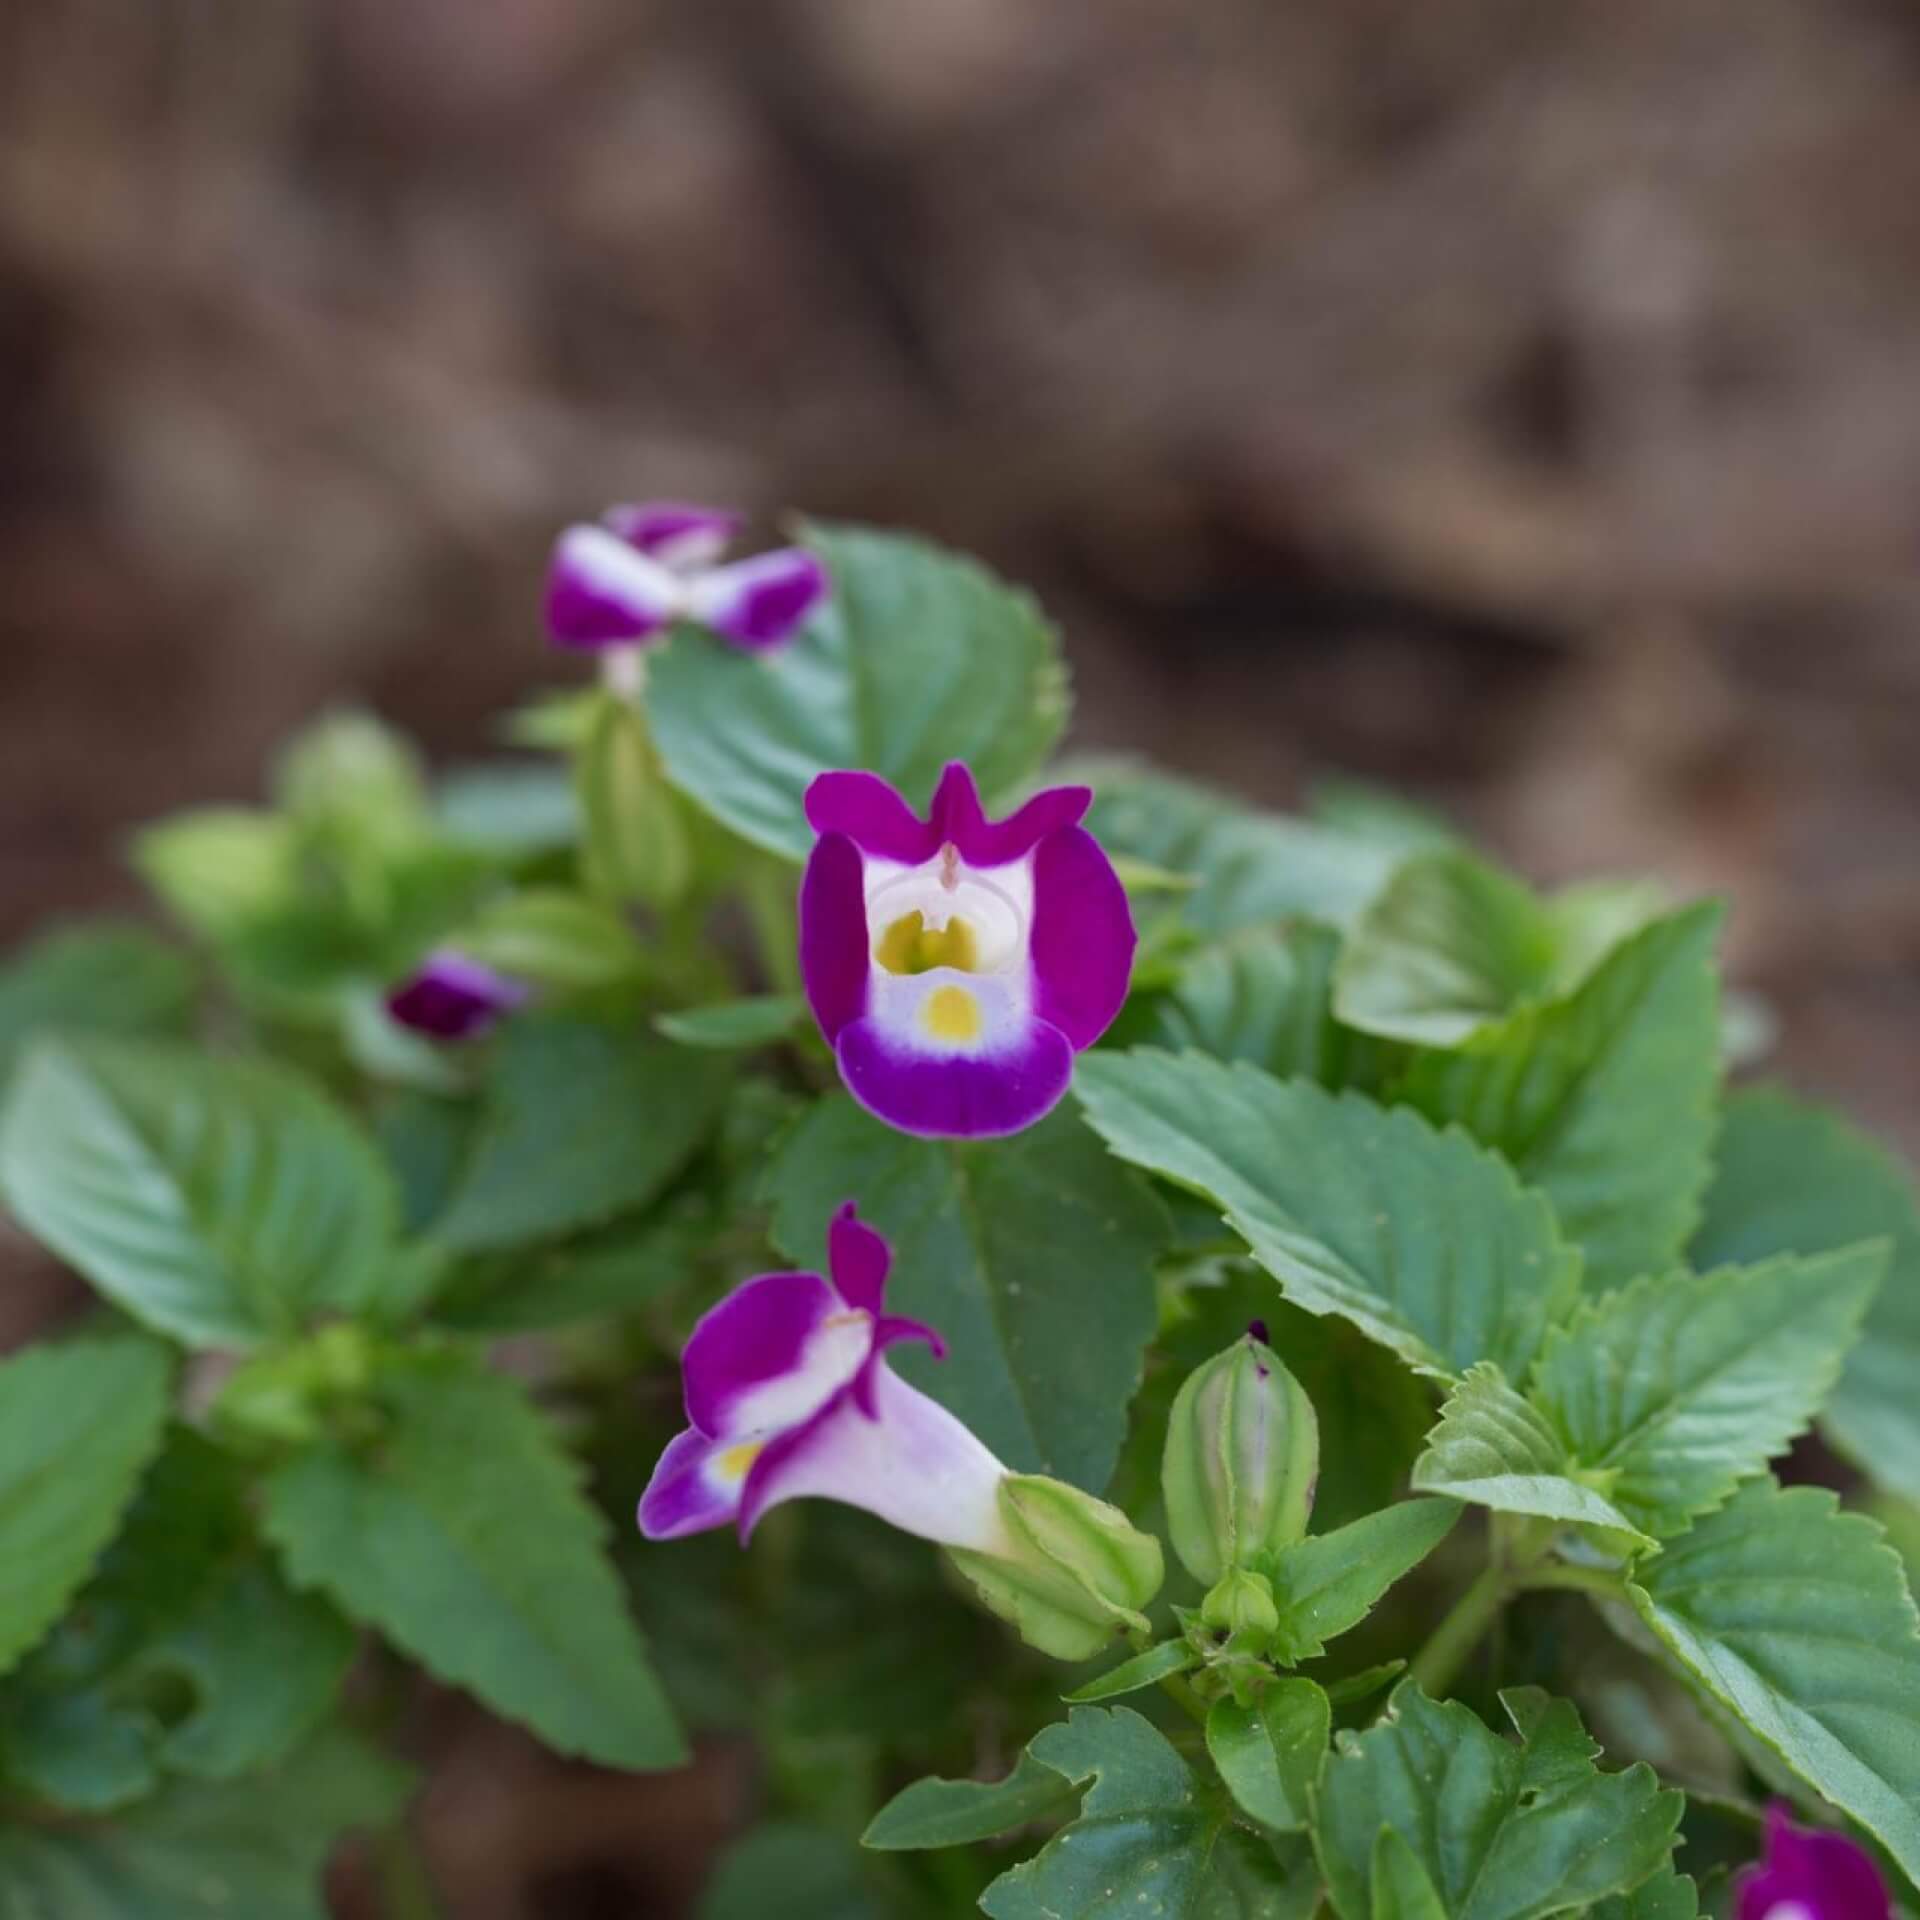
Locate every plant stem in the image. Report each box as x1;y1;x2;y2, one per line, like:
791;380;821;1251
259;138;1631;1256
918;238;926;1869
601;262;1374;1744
1405;1562;1508;1701
1519;1561;1630;1600
1158;1672;1211;1727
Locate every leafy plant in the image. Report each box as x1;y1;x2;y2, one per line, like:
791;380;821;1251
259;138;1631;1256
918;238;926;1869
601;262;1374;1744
0;510;1913;1920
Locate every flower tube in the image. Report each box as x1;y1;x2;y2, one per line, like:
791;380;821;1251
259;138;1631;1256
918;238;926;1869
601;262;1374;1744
798;763;1136;1138
545;500;827;656
1735;1805;1889;1920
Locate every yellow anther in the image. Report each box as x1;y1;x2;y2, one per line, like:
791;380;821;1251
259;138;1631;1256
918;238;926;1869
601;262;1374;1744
876;910;980;975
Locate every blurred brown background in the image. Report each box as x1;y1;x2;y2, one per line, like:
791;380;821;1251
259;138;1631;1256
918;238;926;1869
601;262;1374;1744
2;1;1918;1909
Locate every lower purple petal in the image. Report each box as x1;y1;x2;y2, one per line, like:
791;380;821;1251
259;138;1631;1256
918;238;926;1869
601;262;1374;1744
638;1427;745;1539
386;952;529;1042
546;525;679;650
836;1014;1074;1139
687;548;828;652
1029;825;1137;1050
681;1269;840;1437
799;833;871;1044
827;1202;891;1315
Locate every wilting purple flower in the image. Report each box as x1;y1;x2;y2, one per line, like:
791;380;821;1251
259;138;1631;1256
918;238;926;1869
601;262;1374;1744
545;500;828;655
639;1204;1011;1552
798;763;1136;1138
385;950;529;1042
1735;1806;1890;1920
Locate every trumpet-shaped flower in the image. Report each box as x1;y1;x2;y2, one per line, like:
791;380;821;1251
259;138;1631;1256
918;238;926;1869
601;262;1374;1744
1735;1806;1889;1920
798;763;1135;1137
385;949;530;1042
638;1204;1011;1553
545;500;827;655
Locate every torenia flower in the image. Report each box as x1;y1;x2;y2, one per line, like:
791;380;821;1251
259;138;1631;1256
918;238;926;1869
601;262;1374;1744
798;763;1136;1138
385;949;530;1042
638;1204;1010;1553
1735;1805;1889;1920
545;500;828;657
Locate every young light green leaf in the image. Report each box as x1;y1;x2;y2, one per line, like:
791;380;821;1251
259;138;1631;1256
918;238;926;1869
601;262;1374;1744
650;523;1067;861
1692;1088;1920;1506
1063;1639;1201;1704
434;759;580;856
450;887;645;989
863;1749;1082;1850
1314;1685;1682;1920
1264;1500;1459;1663
1626;1478;1920;1883
978;1707;1245;1920
1371;1828;1449;1920
1206;1678;1329;1831
263;1356;684;1770
0;1725;409;1920
1074;1052;1580;1381
578;693;691;907
0;923;195;1086
0;1337;171;1680
1075;757;1401;934
273;709;430;851
132;808;302;946
427;1014;729;1252
1531;1246;1884;1537
1399;906;1723;1293
763;1096;1166;1490
0;1038;401;1346
656;994;808;1051
1410;1364;1653;1550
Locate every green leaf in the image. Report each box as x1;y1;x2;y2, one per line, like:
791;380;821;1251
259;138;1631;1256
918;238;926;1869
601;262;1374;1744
1206;1679;1329;1832
702;1821;886;1920
1075;1052;1580;1380
133;808;302;946
1263;1500;1459;1664
434;759;580;855
978;1707;1248;1920
1314;1684;1682;1920
1626;1478;1920;1883
0;1337;171;1679
427;1014;730;1252
450;888;645;989
1075;758;1402;934
1156;924;1352;1082
1064;1639;1202;1703
656;994;808;1050
578;692;692;907
650;523;1067;861
1371;1829;1449;1920
1399;907;1723;1293
864;1749;1083;1850
1410;1365;1652;1551
1585;1863;1699;1920
263;1355;683;1770
0;1039;402;1347
1529;1247;1884;1536
0;1724;409;1920
763;1096;1166;1489
0;924;195;1086
1692;1087;1920;1505
273;709;430;847
1308;781;1463;857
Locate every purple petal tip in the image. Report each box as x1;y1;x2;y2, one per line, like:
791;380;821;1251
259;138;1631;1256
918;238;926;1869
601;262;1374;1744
386;951;529;1043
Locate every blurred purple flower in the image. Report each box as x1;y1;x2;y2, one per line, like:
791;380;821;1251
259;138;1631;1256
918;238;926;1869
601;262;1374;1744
1735;1805;1890;1920
385;949;529;1042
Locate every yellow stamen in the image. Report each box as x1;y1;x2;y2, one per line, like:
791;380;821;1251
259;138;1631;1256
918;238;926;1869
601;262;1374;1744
923;984;983;1042
715;1439;764;1482
876;910;980;975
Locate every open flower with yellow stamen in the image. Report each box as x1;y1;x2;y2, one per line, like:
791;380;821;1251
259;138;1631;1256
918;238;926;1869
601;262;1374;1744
798;762;1136;1138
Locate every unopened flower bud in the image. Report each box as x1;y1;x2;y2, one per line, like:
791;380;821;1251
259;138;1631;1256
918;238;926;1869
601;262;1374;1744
948;1474;1164;1662
1200;1567;1280;1640
1163;1326;1318;1587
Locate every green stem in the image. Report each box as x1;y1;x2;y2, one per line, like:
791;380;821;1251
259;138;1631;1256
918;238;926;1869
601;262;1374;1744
1158;1672;1211;1727
1518;1562;1630;1600
1405;1562;1508;1701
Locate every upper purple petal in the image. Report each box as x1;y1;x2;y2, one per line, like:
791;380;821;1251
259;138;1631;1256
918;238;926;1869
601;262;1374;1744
546;525;679;650
805;772;936;863
1028;825;1137;1051
1736;1807;1890;1920
835;1014;1074;1139
687;548;829;653
799;831;871;1043
827;1202;891;1315
680;1269;839;1438
603;501;744;570
637;1427;743;1540
386;951;529;1042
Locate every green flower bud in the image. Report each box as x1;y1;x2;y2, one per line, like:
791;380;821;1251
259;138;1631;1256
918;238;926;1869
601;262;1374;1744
948;1474;1164;1662
1162;1325;1318;1586
1200;1567;1280;1640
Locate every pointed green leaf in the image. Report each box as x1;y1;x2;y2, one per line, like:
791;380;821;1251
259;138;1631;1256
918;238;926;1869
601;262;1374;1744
656;994;807;1050
864;1749;1083;1850
1206;1679;1329;1832
451;887;645;989
763;1096;1166;1489
0;1039;401;1346
1626;1478;1920;1882
427;1014;729;1252
1064;1640;1201;1704
263;1356;683;1770
1371;1829;1449;1920
1264;1500;1459;1663
1586;1863;1699;1920
0;1337;172;1679
1692;1087;1920;1505
578;693;691;907
650;524;1067;861
1410;1364;1652;1549
1156;923;1358;1083
1314;1685;1682;1920
1075;1052;1580;1380
0;924;195;1087
1399;907;1722;1292
1531;1247;1883;1536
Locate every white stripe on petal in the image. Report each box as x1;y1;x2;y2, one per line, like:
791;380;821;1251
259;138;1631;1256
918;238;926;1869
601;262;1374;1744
726;1308;874;1434
557;525;686;625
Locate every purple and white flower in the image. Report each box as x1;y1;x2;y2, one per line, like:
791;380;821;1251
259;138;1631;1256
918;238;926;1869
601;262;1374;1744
385;949;530;1042
638;1204;1011;1553
545;499;827;657
1735;1806;1889;1920
798;762;1136;1138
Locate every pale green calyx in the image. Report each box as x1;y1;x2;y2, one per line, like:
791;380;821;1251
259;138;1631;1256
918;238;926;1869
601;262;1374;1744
1162;1328;1319;1587
947;1473;1164;1662
1200;1567;1280;1640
